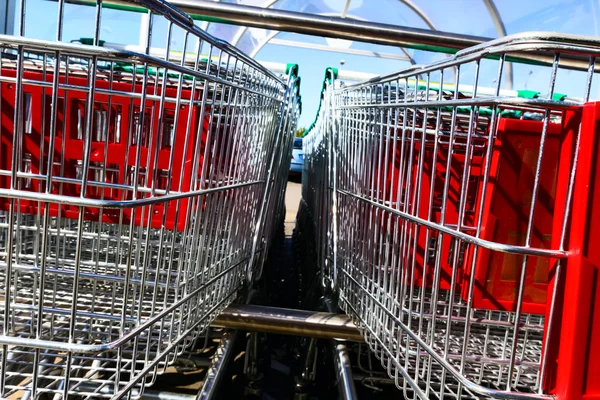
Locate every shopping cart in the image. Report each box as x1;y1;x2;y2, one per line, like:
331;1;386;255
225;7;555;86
303;34;600;399
0;0;299;398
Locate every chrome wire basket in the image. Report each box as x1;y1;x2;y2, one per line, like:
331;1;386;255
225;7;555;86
0;0;299;398
303;33;600;399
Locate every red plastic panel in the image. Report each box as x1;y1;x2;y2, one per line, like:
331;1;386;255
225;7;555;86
543;102;600;400
463;115;579;314
370;130;421;282
0;67;211;231
414;147;482;291
370;111;581;314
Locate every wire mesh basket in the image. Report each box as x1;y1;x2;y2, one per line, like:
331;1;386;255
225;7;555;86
0;0;299;398
304;33;600;399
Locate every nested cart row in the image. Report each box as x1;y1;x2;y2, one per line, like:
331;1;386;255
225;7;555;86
0;0;300;398
4;0;600;399
303;34;600;399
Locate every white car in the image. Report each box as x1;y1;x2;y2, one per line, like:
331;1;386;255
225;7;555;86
289;138;304;174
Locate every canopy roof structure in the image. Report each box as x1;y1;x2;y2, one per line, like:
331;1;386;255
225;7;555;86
201;0;597;54
199;0;598;87
5;0;600;126
203;0;503;59
9;0;599;64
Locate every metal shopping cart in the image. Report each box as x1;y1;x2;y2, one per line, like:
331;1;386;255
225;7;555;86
0;0;300;398
4;0;600;399
303;35;600;399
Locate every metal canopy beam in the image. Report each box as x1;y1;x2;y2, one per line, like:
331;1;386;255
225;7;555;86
151;0;593;71
482;0;513;88
52;0;596;71
160;0;489;54
60;0;489;54
0;0;17;35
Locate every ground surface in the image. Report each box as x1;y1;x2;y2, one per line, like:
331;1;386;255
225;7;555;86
284;177;302;235
156;175;397;398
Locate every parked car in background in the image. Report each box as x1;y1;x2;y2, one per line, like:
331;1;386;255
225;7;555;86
290;137;303;174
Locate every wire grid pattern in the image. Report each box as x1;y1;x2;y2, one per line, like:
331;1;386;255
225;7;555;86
303;34;600;399
302;71;335;286
249;71;301;280
0;0;298;398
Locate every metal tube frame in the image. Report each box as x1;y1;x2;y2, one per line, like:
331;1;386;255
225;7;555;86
196;331;238;400
211;305;362;342
303;32;600;400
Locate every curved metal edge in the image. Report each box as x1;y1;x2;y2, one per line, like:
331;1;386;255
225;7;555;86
0;261;243;353
0;35;287;93
341;297;553;400
137;0;491;49
195;331;238;400
337;189;569;258
0;180;263;209
339;33;600;91
337;96;582;110
128;0;284;82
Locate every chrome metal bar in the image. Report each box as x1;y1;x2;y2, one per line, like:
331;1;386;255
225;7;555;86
322;298;358;399
52;0;489;54
73;384;197;400
196;331;238;400
55;0;598;71
172;2;597;71
332;342;358;400
212;305;363;342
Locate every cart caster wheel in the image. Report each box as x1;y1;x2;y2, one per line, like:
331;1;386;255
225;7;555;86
244;382;262;398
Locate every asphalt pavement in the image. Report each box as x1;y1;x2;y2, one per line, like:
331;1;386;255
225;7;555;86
284;178;301;236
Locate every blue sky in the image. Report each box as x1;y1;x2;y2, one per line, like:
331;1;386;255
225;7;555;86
18;0;600;128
